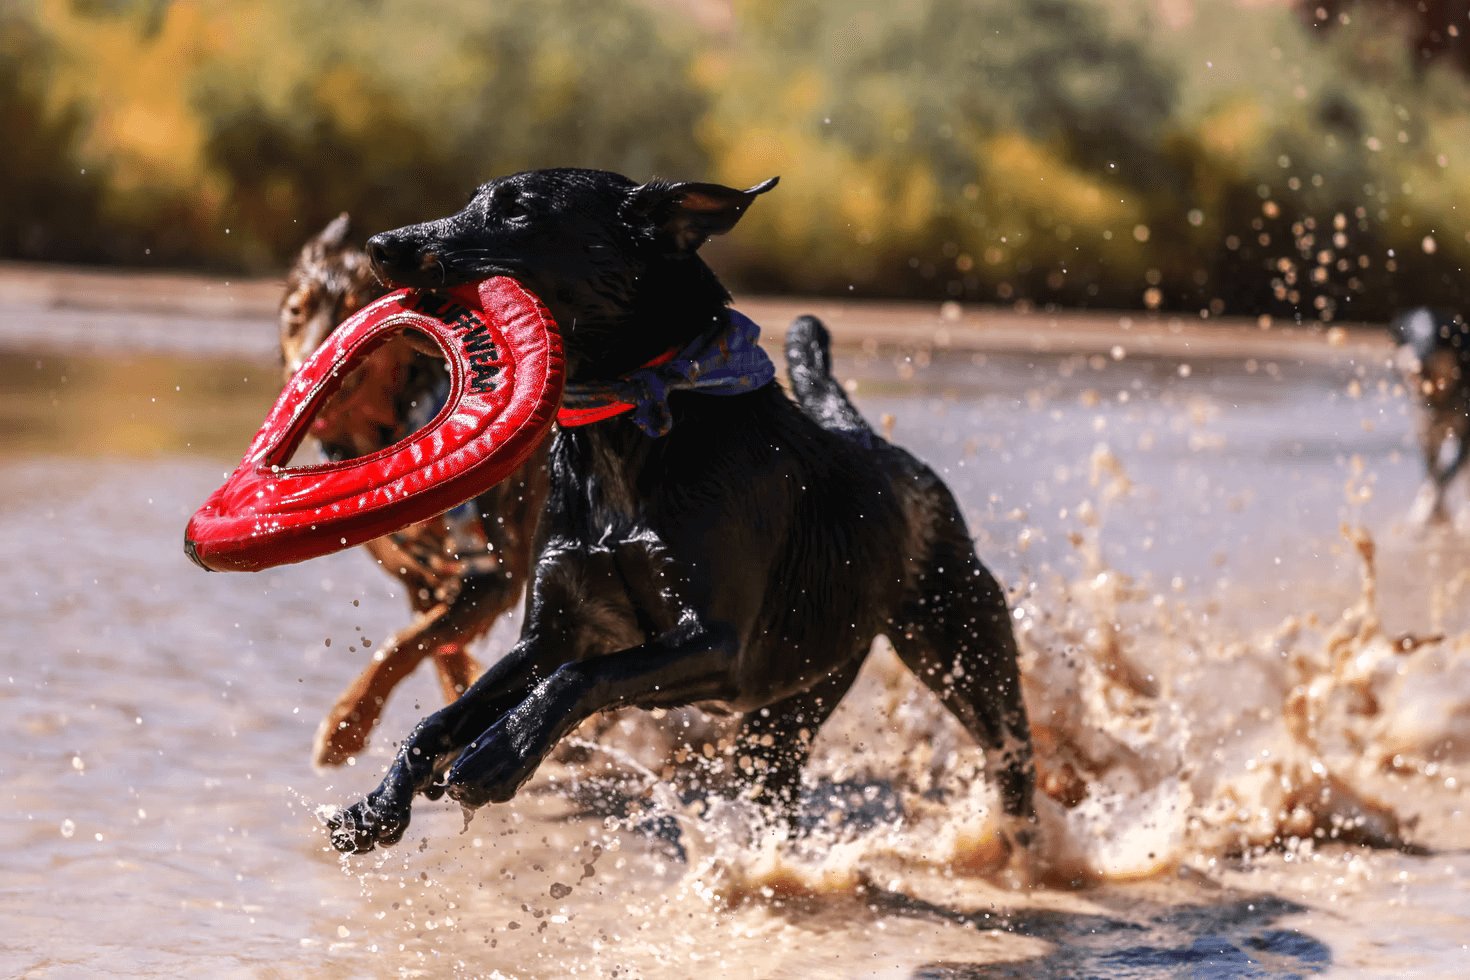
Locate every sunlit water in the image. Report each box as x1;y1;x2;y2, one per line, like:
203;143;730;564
3;330;1469;978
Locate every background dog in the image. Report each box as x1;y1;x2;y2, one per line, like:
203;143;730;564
325;168;1037;858
1389;307;1470;526
279;214;549;766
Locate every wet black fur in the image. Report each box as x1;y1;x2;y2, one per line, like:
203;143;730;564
327;168;1035;853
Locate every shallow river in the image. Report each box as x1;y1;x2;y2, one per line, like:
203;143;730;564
3;316;1469;978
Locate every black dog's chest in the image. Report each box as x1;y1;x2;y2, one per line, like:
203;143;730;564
534;521;687;660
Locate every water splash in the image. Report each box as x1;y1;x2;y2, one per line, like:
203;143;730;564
549;444;1463;902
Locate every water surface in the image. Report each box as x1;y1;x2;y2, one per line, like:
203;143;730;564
3;327;1468;979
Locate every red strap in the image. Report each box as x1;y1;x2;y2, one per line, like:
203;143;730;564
557;401;635;426
554;347;677;428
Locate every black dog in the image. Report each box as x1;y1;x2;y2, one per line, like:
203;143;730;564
326;168;1036;854
1390;308;1470;525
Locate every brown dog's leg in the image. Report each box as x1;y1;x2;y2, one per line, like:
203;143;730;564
421;451;549;705
314;567;530;767
361;532;447;614
431;642;480;702
314;605;448;767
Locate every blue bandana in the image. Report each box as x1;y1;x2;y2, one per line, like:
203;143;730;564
558;310;775;437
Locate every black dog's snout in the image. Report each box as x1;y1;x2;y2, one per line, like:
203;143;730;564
367;232;444;287
364;235;396;270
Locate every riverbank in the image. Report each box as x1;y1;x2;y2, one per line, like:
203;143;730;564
0;261;1393;366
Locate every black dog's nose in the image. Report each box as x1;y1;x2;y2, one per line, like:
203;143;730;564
365;235;395;269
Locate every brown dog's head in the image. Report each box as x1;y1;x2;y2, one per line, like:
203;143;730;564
279;213;388;380
280;214;443;458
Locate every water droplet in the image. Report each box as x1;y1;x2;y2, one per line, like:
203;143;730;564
60;819;75;838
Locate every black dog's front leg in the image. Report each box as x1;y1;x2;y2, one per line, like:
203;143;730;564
442;623;740;810
325;632;565;854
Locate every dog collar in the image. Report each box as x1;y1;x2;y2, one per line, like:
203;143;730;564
556;310;774;437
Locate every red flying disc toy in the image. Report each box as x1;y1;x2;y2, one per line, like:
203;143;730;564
185;277;564;572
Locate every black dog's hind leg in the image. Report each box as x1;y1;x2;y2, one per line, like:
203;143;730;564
887;502;1035;830
787;312;1035;829
736;659;864;820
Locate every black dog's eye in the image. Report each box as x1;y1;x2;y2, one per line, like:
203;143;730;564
490;184;530;222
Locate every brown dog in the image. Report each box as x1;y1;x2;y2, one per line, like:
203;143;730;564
279;213;549;766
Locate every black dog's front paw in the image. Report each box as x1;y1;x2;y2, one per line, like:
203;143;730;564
324;789;411;854
324;769;419;854
443;717;543;809
323;713;461;853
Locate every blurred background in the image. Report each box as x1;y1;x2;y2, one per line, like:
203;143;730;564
4;0;1469;319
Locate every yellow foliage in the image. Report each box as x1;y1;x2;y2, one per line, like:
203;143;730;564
314;67;376;137
1196;98;1266;166
983;132;1136;230
37;0;223;197
784;69;826;114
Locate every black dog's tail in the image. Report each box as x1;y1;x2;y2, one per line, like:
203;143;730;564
784;315;877;448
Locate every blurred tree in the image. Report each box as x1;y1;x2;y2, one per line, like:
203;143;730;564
195;0;710;267
702;0;1470;318
2;0;708;271
0;12;108;262
703;0;1196;305
1170;0;1470;320
1303;0;1470;76
4;0;1469;320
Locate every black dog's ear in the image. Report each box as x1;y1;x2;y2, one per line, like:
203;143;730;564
628;177;778;255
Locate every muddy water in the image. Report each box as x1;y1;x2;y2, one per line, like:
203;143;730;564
3;332;1470;979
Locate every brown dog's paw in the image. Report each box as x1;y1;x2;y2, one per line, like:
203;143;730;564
312;711;372;769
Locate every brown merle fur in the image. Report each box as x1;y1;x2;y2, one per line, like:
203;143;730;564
279;214;549;767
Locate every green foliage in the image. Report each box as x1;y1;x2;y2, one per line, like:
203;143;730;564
0;10;107;261
702;0;1186;303
705;0;1470;318
194;0;710;268
5;0;706;271
3;0;1469;319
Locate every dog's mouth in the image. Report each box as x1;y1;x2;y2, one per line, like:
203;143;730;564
370;246;524;294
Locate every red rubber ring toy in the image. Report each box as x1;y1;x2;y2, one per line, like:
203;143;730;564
184;277;564;572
